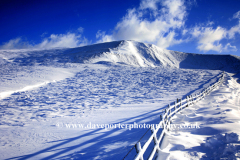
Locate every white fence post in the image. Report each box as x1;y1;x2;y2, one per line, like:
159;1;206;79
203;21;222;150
135;142;143;160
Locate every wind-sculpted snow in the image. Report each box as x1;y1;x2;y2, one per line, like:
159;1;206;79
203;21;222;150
0;65;220;127
0;63;221;159
0;40;240;159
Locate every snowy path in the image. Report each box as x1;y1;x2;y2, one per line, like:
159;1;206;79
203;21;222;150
164;73;240;160
0;64;220;160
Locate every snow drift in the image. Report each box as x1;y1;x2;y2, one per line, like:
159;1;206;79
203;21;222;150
1;40;240;159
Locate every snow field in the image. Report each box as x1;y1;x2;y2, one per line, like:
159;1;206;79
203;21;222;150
1;40;240;159
0;64;220;159
163;73;240;160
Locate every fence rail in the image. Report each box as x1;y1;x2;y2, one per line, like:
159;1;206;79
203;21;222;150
133;71;225;160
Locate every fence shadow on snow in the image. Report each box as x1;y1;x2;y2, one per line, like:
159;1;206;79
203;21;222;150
124;71;225;160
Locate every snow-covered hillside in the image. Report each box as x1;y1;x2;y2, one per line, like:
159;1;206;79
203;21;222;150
164;73;240;160
0;40;240;159
0;40;178;68
1;40;240;70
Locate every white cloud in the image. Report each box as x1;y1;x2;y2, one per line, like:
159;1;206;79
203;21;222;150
228;10;240;39
40;32;48;38
162;0;186;19
182;29;188;35
0;29;89;50
77;27;84;33
36;32;89;49
191;25;239;52
200;27;226;44
96;0;187;49
197;42;223;52
228;25;240;39
223;43;237;52
0;38;33;49
139;0;160;10
157;31;183;48
191;26;229;52
96;30;114;43
2;2;240;53
233;11;240;19
191;11;240;52
96;1;239;53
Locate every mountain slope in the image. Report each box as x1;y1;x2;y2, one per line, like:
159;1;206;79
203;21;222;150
0;40;179;67
172;51;240;73
1;40;240;73
84;40;179;67
1;40;240;159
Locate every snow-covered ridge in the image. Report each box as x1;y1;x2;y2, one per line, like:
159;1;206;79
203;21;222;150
0;40;178;67
171;51;240;73
0;40;240;72
84;40;179;67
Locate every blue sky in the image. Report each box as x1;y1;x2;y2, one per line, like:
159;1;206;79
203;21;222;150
1;0;240;56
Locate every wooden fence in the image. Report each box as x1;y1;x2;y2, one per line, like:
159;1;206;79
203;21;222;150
133;72;225;160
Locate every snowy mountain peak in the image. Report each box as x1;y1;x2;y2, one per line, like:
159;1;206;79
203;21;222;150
60;40;240;72
0;40;180;67
84;40;179;67
1;40;240;72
